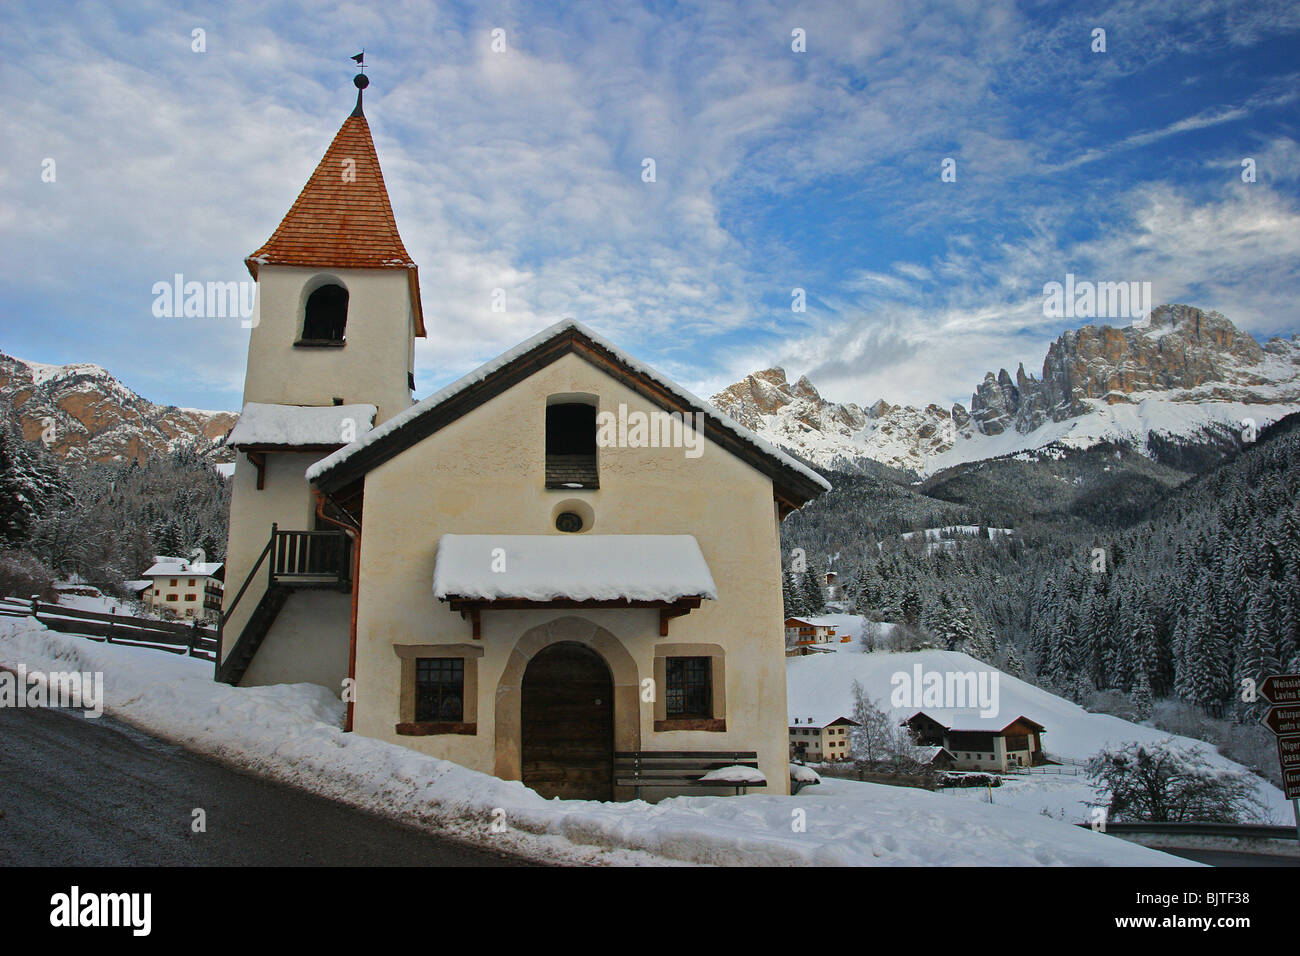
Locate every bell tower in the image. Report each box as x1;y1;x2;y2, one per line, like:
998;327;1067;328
219;67;423;690
240;69;424;424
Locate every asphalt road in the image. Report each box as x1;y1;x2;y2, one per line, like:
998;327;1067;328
0;704;534;866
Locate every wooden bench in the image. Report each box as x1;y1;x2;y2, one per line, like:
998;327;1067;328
614;751;765;799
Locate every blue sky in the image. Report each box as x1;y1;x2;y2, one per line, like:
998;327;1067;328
1;0;1298;414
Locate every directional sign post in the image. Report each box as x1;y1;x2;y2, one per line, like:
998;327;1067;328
1261;675;1300;706
1262;704;1300;738
1260;674;1300;840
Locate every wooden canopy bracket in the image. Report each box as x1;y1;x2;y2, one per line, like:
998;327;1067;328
458;606;481;639
447;596;703;640
247;451;266;490
659;601;697;636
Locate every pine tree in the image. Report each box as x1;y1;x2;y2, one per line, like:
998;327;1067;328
799;569;825;616
782;571;806;619
965;619;996;664
1004;646;1026;679
1130;668;1153;722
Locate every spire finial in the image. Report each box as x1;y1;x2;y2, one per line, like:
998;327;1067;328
351;51;368;117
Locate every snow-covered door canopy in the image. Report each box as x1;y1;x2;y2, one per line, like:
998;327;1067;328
433;534;718;638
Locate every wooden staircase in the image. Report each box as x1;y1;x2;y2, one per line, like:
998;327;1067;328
216;585;290;685
215;525;351;686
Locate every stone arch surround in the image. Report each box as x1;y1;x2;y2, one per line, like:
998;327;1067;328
493;616;641;782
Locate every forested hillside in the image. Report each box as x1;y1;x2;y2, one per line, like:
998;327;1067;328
0;407;230;596
782;414;1300;730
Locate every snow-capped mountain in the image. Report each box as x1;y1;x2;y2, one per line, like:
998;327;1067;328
711;304;1300;475
0;351;237;464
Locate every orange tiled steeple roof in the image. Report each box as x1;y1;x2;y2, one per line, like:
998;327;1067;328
245;85;425;336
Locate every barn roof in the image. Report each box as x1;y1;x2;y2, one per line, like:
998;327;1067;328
905;710;1045;734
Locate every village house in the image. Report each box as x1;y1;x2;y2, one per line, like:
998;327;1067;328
784;616;837;646
143;557;224;621
216;74;830;801
789;714;858;763
903;711;1046;771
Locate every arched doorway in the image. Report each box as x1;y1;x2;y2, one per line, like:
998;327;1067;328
521;641;613;801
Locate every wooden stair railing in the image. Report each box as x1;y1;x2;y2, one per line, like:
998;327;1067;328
215;524;352;686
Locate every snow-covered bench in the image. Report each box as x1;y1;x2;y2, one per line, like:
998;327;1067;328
789;763;822;795
615;751;766;799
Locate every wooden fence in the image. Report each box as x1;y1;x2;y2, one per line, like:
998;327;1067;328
0;596;218;663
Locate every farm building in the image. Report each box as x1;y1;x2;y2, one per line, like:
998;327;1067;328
903;711;1046;771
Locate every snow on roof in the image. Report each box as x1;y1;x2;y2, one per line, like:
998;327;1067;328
788;713;859;729
914;745;953;763
433;534;718;603
144;560;224;577
225;402;377;448
307;319;831;493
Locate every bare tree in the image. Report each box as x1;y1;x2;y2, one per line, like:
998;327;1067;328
1086;739;1267;823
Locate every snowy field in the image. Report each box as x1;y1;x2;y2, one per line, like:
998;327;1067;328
0;618;1194;867
787;630;1292;824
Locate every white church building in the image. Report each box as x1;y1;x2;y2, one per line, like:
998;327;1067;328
218;72;829;801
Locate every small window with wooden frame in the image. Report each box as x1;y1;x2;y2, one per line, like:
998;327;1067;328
667;657;710;716
545;394;598;489
654;644;726;732
394;644;482;735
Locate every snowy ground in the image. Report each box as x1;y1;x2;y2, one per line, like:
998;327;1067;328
787;629;1292;824
0;618;1194;866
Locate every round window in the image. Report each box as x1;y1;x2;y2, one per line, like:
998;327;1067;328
555;511;584;533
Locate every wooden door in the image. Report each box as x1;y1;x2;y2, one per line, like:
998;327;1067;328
521;642;613;801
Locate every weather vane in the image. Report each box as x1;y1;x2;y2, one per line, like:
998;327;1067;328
350;50;369;115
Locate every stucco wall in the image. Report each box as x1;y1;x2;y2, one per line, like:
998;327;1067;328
220;451;320;667
349;351;791;795
222;260;414;680
240;589;351;689
243;265;414;424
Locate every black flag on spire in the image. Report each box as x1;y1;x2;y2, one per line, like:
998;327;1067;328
350;51;369;117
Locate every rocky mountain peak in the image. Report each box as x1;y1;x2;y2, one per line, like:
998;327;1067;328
970;303;1286;436
792;374;821;401
710;303;1300;475
0;351;236;464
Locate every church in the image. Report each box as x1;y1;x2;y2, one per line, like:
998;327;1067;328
218;71;830;800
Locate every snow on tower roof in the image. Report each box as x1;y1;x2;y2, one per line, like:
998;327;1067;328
225;402;377;449
307;319;831;508
432;534;718;603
